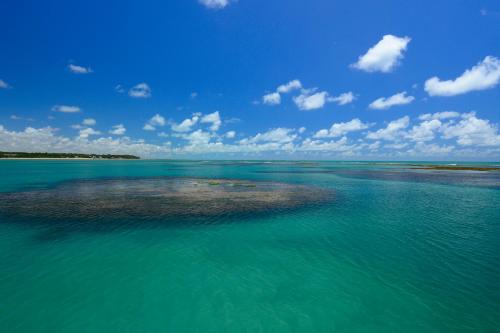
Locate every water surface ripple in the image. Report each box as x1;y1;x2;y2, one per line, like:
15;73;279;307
0;160;499;332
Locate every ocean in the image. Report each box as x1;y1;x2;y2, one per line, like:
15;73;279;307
0;160;499;332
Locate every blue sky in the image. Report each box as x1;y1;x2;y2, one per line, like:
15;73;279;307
1;0;499;159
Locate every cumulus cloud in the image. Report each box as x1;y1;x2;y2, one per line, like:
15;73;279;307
143;114;166;131
364;112;500;148
424;56;500;96
129;83;151;98
149;114;166;126
277;79;302;93
366;116;410;141
1;111;499;159
261;80;342;111
72;118;96;131
201;111;222;131
314;119;369;138
68;64;93;74
262;80;302;106
109;124;126;135
199;0;231;9
406;119;442;142
52;105;81;113
262;92;281;105
0;79;11;89
328;92;356;105
78;128;100;139
0;125;171;157
408;142;455;156
369;91;414;110
294;91;329;111
419;111;460;121
352;35;411;73
298;136;358;153
384;142;408;150
176;129;212;145
240;128;297;144
82;118;96;126
441;112;500;146
171;114;200;132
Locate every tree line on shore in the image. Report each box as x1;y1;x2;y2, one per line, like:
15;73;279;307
0;151;140;159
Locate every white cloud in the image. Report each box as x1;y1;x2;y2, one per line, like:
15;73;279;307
143;114;166;131
369;91;414;110
294;91;329;111
384;142;408;150
240;128;297;144
262;80;302;106
262;92;281;105
406;119;442;142
0;125;171;157
419;111;460;121
68;64;93;74
0;79;11;89
52;105;81;113
109;124;126;135
149;114;166;127
190;92;198;99
298;127;306;134
171;115;200;132
129;83;151;98
199;0;230;9
328;92;356;105
441;112;500;146
177;129;212;145
407;142;455;156
314;119;369;138
298;136;358;153
277;79;302;93
82;118;96;126
2;111;499;159
352;35;411;73
424;56;500;96
268;84;351;111
367;141;381;151
367;116;410;141
78;128;100;139
201;111;222;131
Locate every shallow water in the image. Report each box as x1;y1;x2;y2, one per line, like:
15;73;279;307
0;160;499;332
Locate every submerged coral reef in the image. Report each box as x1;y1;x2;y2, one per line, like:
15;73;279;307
0;177;333;221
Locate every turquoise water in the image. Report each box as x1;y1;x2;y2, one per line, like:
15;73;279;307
0;160;499;332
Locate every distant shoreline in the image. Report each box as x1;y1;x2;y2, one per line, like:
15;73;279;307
0;151;140;160
0;157;139;160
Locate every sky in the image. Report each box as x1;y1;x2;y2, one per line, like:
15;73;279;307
0;0;499;160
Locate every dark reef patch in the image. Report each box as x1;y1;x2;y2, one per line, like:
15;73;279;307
0;177;333;235
255;169;500;189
